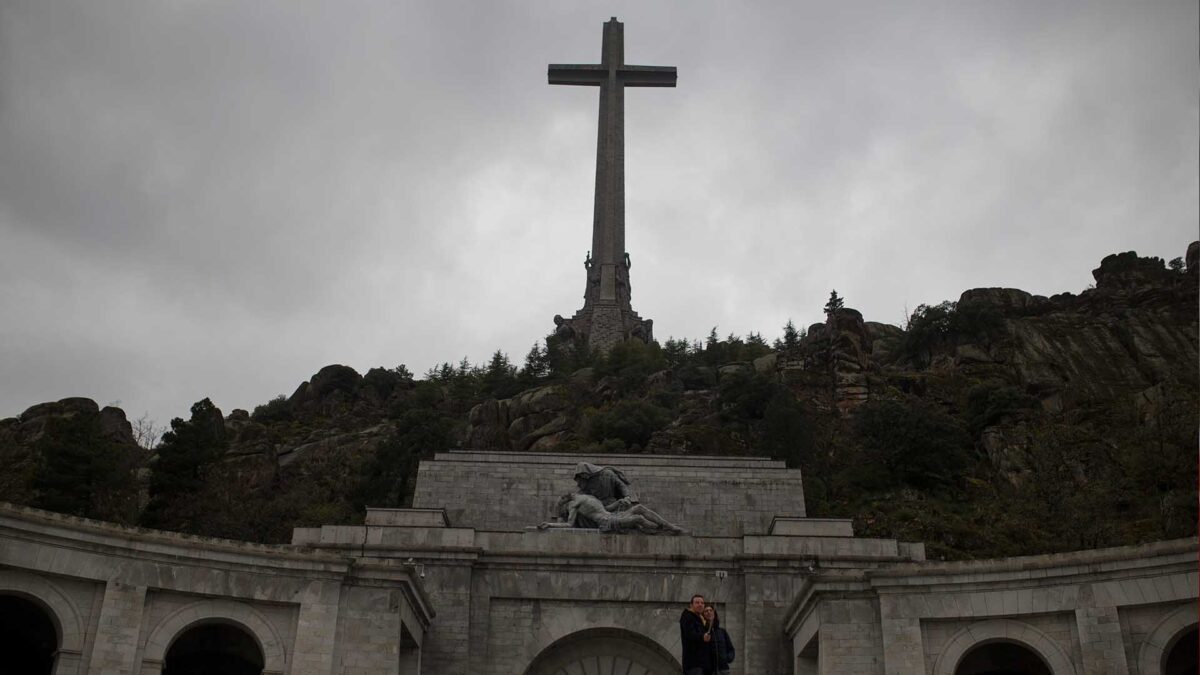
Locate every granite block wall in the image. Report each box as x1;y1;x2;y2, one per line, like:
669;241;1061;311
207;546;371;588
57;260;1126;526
412;451;805;536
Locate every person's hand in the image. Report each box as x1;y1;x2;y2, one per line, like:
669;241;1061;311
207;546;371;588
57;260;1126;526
537;522;551;530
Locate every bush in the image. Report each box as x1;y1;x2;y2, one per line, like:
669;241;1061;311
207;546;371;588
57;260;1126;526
853;397;971;490
964;382;1037;435
31;412;140;523
251;395;292;423
899;301;1003;365
584;400;671;450
357;408;455;509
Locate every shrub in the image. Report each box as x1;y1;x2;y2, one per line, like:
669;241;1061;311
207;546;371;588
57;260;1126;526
584;400;671;450
964;382;1037;435
251;395;293;423
853;397;971;490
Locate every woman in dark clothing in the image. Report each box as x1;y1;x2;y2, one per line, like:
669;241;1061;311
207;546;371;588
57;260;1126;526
702;606;735;675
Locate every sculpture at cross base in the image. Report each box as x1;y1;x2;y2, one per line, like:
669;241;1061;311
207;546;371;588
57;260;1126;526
548;18;673;353
536;462;686;535
538;493;685;535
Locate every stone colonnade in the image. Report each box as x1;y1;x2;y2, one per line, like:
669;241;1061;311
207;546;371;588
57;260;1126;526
0;504;432;675
786;538;1197;674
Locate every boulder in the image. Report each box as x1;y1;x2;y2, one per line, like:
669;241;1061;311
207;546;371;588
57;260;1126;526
309;364;362;398
570;368;596;385
645;369;673;390
958;288;1038;313
1091;251;1174;292
593;376;621;399
827;308;872;417
752;353;778;375
509;385;567;419
465;399;511;450
717;362;752;380
98;406;136;446
955;343;994;364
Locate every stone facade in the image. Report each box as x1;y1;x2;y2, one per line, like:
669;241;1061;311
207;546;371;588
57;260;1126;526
0;505;432;675
0;450;1195;674
410;451;807;536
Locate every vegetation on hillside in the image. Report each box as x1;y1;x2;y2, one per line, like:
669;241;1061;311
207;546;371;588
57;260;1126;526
0;248;1196;558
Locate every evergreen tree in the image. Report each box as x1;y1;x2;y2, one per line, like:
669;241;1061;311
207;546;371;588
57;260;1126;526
481;350;520;398
521;343;549;380
31;411;139;523
141;398;229;530
824;290;844;317
663;337;689;368
782;319;801;352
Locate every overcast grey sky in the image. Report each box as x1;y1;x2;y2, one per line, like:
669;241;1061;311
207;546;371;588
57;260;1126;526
1;1;1196;427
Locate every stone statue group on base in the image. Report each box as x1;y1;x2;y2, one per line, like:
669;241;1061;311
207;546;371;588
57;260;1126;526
538;462;685;535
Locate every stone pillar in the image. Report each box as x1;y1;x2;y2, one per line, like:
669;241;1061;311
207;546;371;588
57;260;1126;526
87;581;146;675
817;599;884;675
293;581;342;675
1075;606;1129;675
879;617;924;675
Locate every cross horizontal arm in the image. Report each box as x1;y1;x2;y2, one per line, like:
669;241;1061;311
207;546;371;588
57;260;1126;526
549;64;606;86
616;65;677;87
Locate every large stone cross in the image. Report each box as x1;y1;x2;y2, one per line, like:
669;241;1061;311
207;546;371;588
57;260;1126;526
549;18;676;307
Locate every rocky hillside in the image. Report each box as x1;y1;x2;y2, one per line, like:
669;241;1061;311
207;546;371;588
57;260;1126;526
2;244;1196;557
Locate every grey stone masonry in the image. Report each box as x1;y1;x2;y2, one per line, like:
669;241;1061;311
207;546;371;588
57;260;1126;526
88;581;146;675
410;450;806;536
785;537;1198;675
0;503;433;675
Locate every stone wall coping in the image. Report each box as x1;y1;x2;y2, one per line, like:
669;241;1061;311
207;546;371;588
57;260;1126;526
0;502;349;570
434;450;788;469
866;537;1197;585
365;508;450;527
769;517;855;537
305;523;925;567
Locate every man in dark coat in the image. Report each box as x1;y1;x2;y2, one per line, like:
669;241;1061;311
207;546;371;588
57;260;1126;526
679;594;712;675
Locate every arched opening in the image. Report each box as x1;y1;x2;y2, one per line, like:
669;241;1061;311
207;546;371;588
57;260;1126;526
0;594;58;675
955;640;1053;675
164;622;265;675
1163;624;1198;675
524;627;680;675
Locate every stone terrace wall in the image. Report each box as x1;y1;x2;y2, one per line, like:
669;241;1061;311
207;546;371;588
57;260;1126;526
411;451;806;536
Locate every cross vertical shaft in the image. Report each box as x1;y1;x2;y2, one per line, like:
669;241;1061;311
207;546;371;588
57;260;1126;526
549;18;675;351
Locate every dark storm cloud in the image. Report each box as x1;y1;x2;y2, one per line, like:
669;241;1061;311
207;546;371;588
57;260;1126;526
1;1;1195;426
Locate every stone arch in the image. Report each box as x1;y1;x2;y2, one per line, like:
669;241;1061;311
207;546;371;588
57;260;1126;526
933;619;1077;675
524;627;682;675
1138;603;1198;675
523;607;681;670
0;570;86;654
142;599;286;675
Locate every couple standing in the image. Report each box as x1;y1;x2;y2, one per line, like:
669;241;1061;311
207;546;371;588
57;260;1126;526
679;593;735;675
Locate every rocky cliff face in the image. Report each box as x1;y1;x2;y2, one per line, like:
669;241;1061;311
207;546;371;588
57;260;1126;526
775;245;1200;419
1;244;1194;553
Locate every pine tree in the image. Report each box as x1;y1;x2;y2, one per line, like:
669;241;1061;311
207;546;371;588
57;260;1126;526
522;343;548;380
782;319;801;352
141;398;228;529
824;290;844;317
